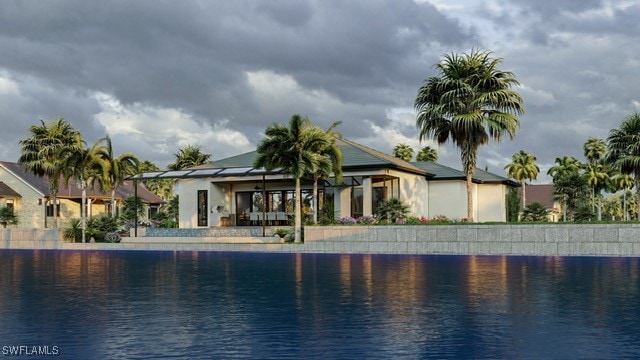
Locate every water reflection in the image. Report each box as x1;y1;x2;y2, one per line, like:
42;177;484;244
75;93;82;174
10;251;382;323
2;251;640;358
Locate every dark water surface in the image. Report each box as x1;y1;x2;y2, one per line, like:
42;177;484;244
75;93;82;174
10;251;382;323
1;250;640;359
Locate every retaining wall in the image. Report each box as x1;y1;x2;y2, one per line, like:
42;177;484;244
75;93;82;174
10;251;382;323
2;224;640;257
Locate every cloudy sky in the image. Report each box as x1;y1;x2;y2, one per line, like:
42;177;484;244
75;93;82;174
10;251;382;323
1;0;638;182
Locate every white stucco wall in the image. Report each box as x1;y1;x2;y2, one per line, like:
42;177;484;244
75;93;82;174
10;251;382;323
389;170;429;217
428;181;467;220
177;178;211;228
476;184;506;222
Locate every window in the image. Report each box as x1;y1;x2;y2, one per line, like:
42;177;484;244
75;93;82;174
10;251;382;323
148;205;159;219
197;190;208;227
372;187;386;215
6;199;14;211
351;187;363;218
46;201;60;217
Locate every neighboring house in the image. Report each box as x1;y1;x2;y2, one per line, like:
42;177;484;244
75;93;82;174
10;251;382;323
0;161;164;228
133;138;519;228
518;184;562;222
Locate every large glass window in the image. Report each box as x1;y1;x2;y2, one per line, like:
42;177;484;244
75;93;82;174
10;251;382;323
372;187;386;215
351;187;363;218
197;190;208;227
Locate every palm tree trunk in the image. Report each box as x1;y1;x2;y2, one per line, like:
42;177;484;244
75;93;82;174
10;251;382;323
521;181;526;211
294;177;302;243
466;172;474;222
81;181;87;243
592;187;595;213
111;189;116;217
623;188;627;221
597;195;602;221
312;176;318;224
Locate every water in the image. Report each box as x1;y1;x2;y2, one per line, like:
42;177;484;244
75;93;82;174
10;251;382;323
1;250;640;359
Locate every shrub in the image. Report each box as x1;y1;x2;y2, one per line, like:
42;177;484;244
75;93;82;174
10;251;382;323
521;202;549;222
376;198;410;223
337;216;357;225
356;215;377;225
0;206;18;228
319;199;337;225
63;218;82;242
104;231;122;243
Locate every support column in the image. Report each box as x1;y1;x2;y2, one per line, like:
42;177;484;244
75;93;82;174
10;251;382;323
363;177;372;216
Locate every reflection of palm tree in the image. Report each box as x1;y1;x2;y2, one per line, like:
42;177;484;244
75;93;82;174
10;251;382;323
392;143;414;162
504;150;539;211
254;115;332;243
607;113;640;220
415;50;524;222
18;117;83;228
416;146;438;162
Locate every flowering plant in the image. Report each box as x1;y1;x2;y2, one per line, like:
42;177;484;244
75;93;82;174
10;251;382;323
337;216;357;225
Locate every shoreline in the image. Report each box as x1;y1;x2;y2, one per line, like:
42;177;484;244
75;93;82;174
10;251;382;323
2;224;640;257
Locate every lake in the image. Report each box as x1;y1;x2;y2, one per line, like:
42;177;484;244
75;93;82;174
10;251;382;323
1;250;640;359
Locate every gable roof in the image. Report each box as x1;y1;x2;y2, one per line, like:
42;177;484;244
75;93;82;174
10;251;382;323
0;161;163;204
411;161;520;186
0;181;21;198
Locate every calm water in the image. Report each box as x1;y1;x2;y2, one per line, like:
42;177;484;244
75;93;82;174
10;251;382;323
1;251;640;359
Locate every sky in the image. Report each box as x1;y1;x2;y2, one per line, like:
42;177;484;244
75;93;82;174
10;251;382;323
0;0;639;182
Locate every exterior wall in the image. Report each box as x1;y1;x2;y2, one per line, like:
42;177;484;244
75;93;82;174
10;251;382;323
0;166;45;228
428;181;467;220
177;178;211;228
476;184;507;222
389;170;429;217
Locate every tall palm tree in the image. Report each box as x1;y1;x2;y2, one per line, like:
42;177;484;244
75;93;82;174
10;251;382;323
392;143;415;162
584;137;606;165
504;150;539;211
607;112;640;220
547;156;583;221
583;162;609;220
415;50;524;221
553;172;589;221
98;135;140;217
611;172;635;221
167;144;211;170
18;117;83;228
310;121;344;224
61;139;109;243
416;146;439;162
139;160;175;200
254;115;332;243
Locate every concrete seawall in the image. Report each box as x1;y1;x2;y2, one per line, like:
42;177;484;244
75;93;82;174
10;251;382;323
1;224;640;257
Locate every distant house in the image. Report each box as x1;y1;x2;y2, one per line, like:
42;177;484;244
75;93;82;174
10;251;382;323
132;138;519;228
0;161;164;228
518;184;562;222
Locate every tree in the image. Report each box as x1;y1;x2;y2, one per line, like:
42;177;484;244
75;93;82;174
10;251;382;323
416;146;439;162
139;160;174;200
61;139;109;243
121;195;146;224
607;112;640;220
18;117;83;228
547;156;582;180
611;172;635;221
415;50;524;222
521;202;549;222
553;172;589;221
310;121;344;224
584;137;606;165
504;150;539;211
167;144;211;170
583;162;609;220
505;187;520;222
392;143;415;162
0;206;18;228
98;135;139;217
254;115;332;243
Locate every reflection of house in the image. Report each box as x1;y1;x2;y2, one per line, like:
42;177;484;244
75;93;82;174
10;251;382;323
518;184;562;222
133;138;519;228
0;161;164;228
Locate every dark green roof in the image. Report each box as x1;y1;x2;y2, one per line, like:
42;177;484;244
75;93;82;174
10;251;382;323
412;161;519;186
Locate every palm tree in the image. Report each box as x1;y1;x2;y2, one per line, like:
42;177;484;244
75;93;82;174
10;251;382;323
18;117;83;228
416;146;439;162
547;156;582;180
553;172;589;221
138;160;174;200
61;139;109;243
504;150;539;211
310;121;344;224
584;137;606;165
415;50;524;222
254;115;332;243
392;143;415;162
607;112;640;220
583;162;609;220
611;172;635;221
98;135;140;217
167;144;211;170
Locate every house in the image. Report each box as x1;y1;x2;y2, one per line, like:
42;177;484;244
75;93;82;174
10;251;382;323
518;184;562;222
0;161;164;228
132;138;519;228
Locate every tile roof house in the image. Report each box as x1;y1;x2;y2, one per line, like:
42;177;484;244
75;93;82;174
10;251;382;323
0;161;164;228
133;138;519;228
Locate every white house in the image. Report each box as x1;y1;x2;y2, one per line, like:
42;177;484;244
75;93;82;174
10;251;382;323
132;138;519;228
